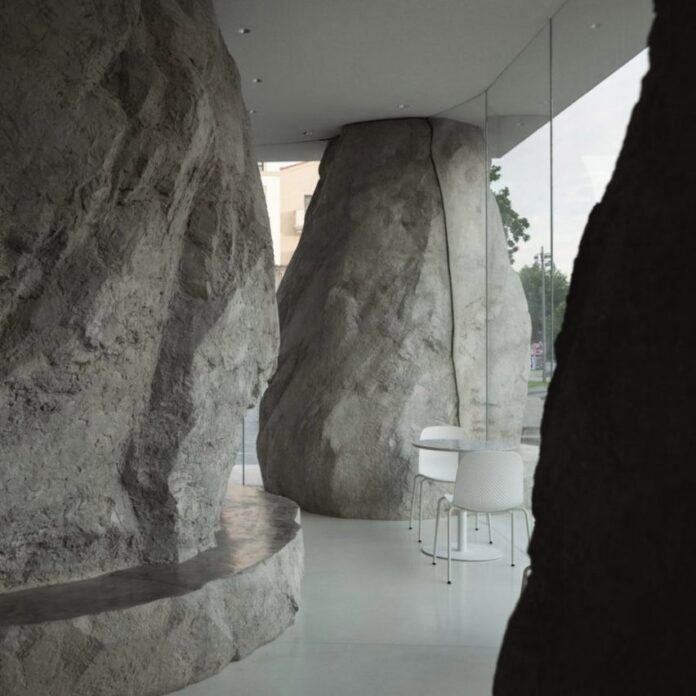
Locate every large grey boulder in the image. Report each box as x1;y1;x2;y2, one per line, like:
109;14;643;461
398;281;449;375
0;0;278;591
258;118;529;519
432;120;530;441
0;487;303;696
494;2;696;693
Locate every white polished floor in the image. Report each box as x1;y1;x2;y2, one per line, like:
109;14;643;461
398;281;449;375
174;480;529;696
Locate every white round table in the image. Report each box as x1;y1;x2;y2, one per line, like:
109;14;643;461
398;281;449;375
412;438;516;562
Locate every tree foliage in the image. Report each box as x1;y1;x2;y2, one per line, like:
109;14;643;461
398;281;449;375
490;164;530;263
518;261;569;345
490;165;568;347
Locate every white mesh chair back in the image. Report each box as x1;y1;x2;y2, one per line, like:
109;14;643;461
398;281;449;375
453;450;524;512
418;425;465;482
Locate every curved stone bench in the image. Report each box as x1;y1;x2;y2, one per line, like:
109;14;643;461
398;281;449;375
0;486;303;696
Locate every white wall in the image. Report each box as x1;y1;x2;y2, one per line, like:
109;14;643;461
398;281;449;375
261;171;281;265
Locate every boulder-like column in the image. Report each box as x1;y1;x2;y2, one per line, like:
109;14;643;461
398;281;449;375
494;3;696;693
432;120;531;441
0;0;278;590
258;118;529;519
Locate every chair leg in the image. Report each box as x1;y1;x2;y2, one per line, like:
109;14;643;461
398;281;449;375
447;507;453;585
432;497;446;566
521;508;532;542
475;512;479;531
510;511;515;567
511;508;533;552
417;477;426;543
521;565;532;594
486;512;493;544
408;475;422;531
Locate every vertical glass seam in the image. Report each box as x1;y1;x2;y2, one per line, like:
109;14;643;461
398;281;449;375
549;18;555;374
484;90;489;441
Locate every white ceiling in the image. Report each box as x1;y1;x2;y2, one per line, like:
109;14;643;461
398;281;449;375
212;0;653;161
442;0;654;156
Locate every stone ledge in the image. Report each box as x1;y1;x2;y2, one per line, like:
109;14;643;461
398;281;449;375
0;486;303;696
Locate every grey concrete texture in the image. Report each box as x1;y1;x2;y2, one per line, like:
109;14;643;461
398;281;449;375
495;3;696;693
258;118;530;519
0;487;304;696
0;0;278;591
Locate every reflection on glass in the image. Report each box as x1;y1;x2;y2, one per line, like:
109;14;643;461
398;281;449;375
550;0;653;371
487;25;550;445
481;5;651;450
552;48;648;286
436;94;488;440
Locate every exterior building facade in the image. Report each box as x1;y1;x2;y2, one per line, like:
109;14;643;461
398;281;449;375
260;161;320;285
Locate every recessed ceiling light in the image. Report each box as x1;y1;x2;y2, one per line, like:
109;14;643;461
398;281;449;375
398;103;410;109
238;28;251;35
515;120;523;127
252;77;263;84
248;109;257;114
590;22;601;29
303;130;313;136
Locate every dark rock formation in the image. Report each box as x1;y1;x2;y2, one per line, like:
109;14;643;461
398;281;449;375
0;0;278;591
494;2;696;693
258;118;529;519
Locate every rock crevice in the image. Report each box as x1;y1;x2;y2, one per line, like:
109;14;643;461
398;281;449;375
259;118;529;519
428;119;461;425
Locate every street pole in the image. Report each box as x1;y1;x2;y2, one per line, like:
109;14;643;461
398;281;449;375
540;246;547;383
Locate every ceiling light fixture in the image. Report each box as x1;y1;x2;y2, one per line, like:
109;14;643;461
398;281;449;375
590;22;601;29
303;130;313;136
398;103;410;110
252;77;263;84
237;28;251;35
248;109;257;114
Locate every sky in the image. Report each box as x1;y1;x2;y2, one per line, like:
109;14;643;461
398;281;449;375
494;49;649;278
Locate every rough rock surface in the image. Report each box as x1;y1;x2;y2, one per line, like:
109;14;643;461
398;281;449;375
495;3;696;693
432;120;530;441
258;118;529;519
0;0;278;591
0;487;303;696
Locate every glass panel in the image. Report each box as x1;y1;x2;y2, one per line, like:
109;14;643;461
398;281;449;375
486;25;551;447
551;0;654;369
229;408;261;486
435;93;488;439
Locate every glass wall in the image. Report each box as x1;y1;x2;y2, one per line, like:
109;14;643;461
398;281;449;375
551;0;652;370
479;0;653;451
486;25;551;443
434;93;489;440
240;0;654;487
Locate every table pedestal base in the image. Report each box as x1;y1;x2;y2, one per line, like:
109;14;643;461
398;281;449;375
421;543;503;562
421;508;502;562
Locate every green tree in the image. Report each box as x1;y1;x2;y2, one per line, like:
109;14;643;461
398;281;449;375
518;261;569;345
490;164;530;263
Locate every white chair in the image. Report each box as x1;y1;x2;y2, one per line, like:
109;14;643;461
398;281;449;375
521;565;532;594
432;450;532;584
409;425;465;543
